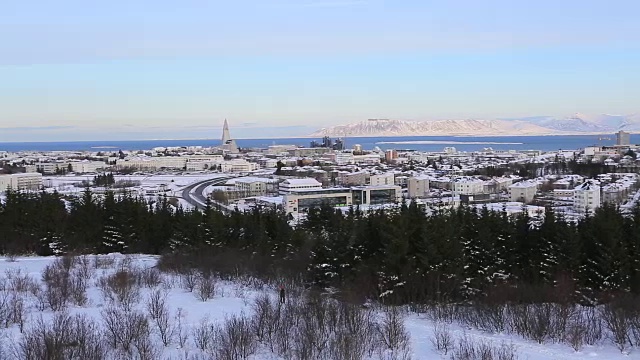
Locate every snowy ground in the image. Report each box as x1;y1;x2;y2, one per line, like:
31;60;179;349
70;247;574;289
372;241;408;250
0;255;633;360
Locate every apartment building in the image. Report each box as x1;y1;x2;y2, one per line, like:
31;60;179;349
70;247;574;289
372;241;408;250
574;180;601;214
0;173;43;192
509;180;538;203
407;176;430;198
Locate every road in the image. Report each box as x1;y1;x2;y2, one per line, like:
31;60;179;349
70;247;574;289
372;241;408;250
180;176;235;211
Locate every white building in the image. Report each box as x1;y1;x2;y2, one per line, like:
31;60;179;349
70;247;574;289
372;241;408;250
509;180;538;203
452;177;485;195
369;173;395;186
35;162;69;174
574;180;601;214
234;177;279;197
0;173;43;192
219;159;259;173
283;188;352;217
70;161;107;173
279;178;323;195
407;176;430;198
335;152;355;165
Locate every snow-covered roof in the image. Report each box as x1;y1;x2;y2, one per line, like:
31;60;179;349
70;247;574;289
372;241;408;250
281;178;322;186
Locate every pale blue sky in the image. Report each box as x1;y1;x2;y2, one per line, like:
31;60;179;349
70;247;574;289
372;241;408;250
1;0;639;141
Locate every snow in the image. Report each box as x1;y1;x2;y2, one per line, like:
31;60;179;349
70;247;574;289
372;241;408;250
0;255;634;359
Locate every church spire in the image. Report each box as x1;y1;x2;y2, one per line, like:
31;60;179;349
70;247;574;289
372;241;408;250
222;118;231;142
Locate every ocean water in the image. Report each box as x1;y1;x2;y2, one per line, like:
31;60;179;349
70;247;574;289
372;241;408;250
0;135;634;153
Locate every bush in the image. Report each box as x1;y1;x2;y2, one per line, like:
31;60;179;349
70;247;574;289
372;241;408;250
212;314;258;360
17;313;107;360
97;270;141;310
196;273;216;301
146;289;173;346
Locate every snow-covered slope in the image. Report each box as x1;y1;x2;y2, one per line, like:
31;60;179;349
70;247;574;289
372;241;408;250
311;114;640;137
310;119;560;137
0;255;634;360
517;113;640;132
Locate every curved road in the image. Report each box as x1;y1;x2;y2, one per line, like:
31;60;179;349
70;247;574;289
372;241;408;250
180;176;235;211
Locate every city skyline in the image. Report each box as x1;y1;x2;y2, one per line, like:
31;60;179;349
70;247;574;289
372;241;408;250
1;0;640;141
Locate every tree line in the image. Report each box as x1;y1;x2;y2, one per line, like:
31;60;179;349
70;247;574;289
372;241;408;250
1;188;640;305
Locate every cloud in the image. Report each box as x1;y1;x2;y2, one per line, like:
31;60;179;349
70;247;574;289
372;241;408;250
0;125;75;131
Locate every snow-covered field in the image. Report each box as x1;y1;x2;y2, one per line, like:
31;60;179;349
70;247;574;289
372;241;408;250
0;255;633;359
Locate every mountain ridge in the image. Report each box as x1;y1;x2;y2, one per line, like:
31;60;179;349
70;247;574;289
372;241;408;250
310;114;640;137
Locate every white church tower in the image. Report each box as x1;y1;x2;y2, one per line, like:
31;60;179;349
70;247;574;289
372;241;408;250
221;119;239;153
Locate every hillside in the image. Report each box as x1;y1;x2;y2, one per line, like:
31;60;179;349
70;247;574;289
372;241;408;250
311;114;640;137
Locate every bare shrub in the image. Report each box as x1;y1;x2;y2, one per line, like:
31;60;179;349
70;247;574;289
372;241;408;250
75;255;95;281
567;323;586;352
600;303;632;352
5;253;17;262
0;291;10;328
376;307;411;359
196;274;216;301
175;308;189;348
17;313;107;360
450;335;518;360
42;262;72;311
146;289;173;346
192;317;216;352
140;267;163;288
213;314;258;360
508;304;553;344
6;269;37;293
431;322;454;355
8;293;25;332
97;269;140;310
93;255;116;269
102;307;150;356
181;269;198;292
582;306;603;345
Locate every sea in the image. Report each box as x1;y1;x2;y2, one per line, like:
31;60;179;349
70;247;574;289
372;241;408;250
0;134;636;153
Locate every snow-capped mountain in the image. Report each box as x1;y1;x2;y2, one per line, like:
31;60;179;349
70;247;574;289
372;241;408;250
311;114;640;137
516;113;640;132
310;118;563;137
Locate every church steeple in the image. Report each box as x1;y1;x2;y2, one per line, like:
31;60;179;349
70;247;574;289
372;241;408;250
222;118;231;143
220;118;239;153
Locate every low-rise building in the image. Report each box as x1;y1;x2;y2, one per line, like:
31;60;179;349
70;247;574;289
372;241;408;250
279;178;323;195
70;161;107;173
509;180;538;203
407;176;430;198
234;177;280;197
0;173;43;192
352;185;403;205
574;180;601;214
452;177;485;195
369;173;395;186
283;188;352;217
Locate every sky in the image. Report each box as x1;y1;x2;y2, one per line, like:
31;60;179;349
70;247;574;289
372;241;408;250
1;0;639;141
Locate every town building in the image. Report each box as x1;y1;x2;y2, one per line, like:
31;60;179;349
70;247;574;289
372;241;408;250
616;130;631;146
369;173;395;186
509;180;538;203
283;188;352;217
352;185;403;205
70;161;108;173
0;173;43;192
452;177;485;195
574;180;601;214
278;178;323;195
407;176;430;198
234;177;280;197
